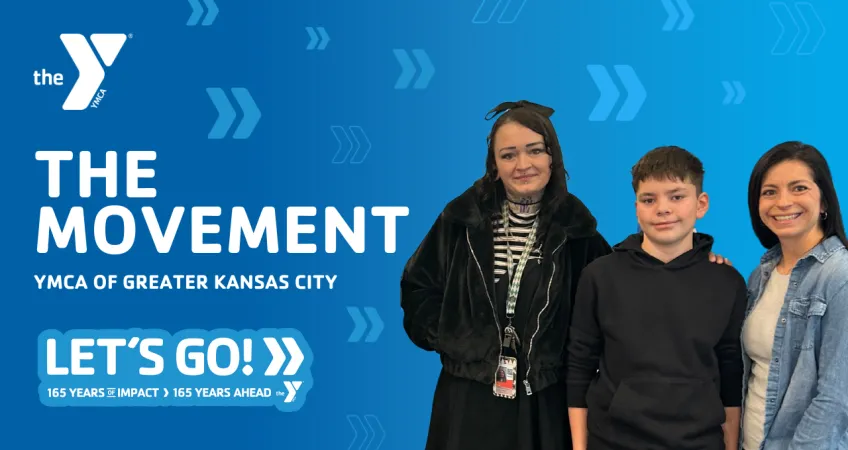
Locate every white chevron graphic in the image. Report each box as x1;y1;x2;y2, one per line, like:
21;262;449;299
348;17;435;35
263;337;304;376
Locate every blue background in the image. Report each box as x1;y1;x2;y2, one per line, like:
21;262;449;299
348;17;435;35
1;0;844;448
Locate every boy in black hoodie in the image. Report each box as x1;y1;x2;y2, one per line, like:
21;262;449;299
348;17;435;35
566;146;746;450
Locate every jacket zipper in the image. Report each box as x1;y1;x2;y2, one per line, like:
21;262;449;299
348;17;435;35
523;236;568;395
466;229;503;367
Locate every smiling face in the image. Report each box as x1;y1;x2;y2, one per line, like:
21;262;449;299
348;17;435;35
636;176;709;248
758;159;825;246
493;121;552;201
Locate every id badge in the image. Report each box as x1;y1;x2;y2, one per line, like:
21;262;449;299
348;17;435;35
493;356;518;399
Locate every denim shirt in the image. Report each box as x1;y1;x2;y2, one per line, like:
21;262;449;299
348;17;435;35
740;235;848;450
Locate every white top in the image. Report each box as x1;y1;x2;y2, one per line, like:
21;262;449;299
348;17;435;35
742;270;791;450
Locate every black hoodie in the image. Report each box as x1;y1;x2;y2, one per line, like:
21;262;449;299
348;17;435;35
565;232;747;450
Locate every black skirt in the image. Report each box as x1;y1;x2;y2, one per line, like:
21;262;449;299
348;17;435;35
424;253;572;450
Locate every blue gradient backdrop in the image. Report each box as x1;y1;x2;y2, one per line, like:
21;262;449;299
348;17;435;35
1;0;844;448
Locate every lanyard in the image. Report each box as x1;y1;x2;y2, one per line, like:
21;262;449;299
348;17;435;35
501;201;539;324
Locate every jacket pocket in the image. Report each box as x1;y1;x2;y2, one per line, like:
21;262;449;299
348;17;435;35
788;297;828;317
608;377;726;446
788;296;827;350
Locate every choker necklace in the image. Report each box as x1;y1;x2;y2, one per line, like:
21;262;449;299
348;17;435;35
507;197;541;206
506;197;541;214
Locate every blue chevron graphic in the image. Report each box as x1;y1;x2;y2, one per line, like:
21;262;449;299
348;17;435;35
363;307;383;343
393;49;434;90
231;88;261;139
306;27;330;50
614;65;646;121
186;0;218;26
331;126;372;164
660;0;694;31
393;50;414;89
795;2;826;55
770;2;826;56
586;65;619;122
412;50;434;89
770;2;799;55
347;415;362;450
586;65;646;122
722;81;746;105
347;414;386;450
206;88;261;139
202;0;218;26
206;88;235;139
347;307;366;342
187;0;203;26
346;306;383;342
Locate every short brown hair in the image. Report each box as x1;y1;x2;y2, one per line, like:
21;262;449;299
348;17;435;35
631;146;704;193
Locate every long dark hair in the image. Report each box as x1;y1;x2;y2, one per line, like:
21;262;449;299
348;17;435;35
747;141;848;250
477;100;569;215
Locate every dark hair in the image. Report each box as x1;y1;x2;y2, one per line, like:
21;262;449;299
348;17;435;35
478;100;569;213
630;145;705;194
747;140;848;250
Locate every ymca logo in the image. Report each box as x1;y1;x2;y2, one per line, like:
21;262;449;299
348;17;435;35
33;33;128;110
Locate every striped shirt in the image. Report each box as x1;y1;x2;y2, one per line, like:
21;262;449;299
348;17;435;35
493;207;543;284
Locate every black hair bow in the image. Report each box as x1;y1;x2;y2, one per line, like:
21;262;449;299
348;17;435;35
484;100;555;120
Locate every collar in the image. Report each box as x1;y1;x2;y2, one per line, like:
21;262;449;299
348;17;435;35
760;234;846;266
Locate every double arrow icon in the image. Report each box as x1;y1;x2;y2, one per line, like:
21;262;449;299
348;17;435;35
306;27;330;50
393;49;435;90
770;2;826;56
347;414;386;450
660;0;694;31
206;87;261;139
586;65;646;122
331;126;372;164
347;307;384;343
186;0;218;26
263;337;305;376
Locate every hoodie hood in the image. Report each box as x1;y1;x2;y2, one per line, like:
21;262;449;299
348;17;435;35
441;178;601;240
613;232;714;270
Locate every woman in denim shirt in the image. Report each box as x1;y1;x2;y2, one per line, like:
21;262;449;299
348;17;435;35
741;141;848;450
